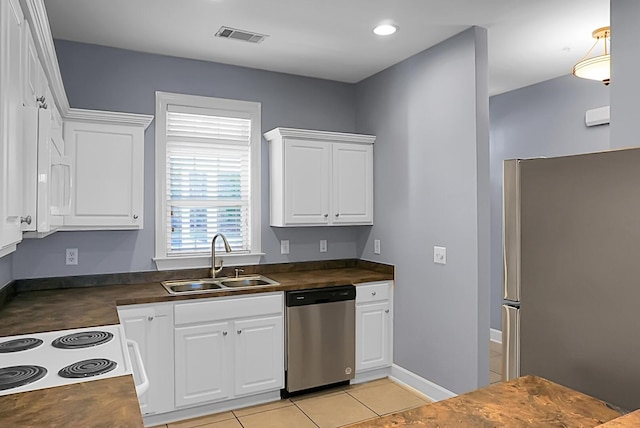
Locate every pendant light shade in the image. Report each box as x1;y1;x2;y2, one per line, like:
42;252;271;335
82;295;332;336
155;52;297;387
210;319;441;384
572;27;610;85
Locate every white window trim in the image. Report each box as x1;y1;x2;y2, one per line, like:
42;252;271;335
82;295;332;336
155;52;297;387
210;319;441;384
154;91;263;271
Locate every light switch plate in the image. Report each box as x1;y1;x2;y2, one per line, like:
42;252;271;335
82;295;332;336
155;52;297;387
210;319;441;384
281;240;290;255
320;240;327;253
434;246;446;265
374;239;381;255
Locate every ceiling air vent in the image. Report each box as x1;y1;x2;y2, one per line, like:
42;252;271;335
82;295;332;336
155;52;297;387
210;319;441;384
215;26;268;43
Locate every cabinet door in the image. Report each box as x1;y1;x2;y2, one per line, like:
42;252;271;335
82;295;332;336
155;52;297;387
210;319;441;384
356;301;391;372
118;304;174;416
332;143;373;225
283;138;330;225
234;315;284;397
175;322;231;407
0;0;24;255
63;121;143;229
22;21;45;109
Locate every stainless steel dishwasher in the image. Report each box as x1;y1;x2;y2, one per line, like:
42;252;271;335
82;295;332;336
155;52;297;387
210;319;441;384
285;285;356;393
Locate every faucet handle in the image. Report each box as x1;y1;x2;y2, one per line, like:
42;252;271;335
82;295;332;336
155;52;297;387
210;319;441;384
235;268;245;278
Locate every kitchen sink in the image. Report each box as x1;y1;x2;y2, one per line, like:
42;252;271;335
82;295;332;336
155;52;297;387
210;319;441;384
162;275;279;295
218;277;275;288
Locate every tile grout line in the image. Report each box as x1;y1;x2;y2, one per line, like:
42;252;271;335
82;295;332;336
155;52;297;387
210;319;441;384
235;414;245;428
343;389;383;418
291;399;321;428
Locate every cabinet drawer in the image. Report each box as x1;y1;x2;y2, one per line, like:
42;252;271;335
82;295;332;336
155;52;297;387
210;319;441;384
356;282;391;304
175;292;283;326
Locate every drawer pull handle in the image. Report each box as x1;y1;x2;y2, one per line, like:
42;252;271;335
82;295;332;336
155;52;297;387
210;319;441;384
223;331;228;336
133;214;139;219
372;291;376;296
147;316;154;321
21;216;32;225
237;330;242;335
385;309;390;313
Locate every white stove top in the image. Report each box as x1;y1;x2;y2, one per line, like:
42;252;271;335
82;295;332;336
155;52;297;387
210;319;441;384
0;325;132;396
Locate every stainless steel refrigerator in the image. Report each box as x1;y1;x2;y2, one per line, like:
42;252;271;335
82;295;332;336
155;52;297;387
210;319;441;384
502;148;640;411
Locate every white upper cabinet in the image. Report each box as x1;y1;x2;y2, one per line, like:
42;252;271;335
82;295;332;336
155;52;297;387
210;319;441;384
63;113;152;230
22;21;72;237
332;142;373;224
265;127;375;227
0;0;24;256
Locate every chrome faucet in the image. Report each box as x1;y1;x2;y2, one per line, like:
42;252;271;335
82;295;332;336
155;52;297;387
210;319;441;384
211;233;232;278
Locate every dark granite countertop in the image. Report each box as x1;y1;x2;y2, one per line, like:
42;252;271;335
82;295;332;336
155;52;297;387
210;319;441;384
0;263;393;336
348;375;626;428
0;260;393;427
0;375;143;428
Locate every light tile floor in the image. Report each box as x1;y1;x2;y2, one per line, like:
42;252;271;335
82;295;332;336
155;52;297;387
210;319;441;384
490;340;503;385
150;378;431;428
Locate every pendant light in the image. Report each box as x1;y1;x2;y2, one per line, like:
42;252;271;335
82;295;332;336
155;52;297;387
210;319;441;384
572;26;610;85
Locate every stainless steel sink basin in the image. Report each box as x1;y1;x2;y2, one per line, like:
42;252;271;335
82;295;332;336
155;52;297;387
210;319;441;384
162;279;224;295
218;276;277;288
162;275;279;295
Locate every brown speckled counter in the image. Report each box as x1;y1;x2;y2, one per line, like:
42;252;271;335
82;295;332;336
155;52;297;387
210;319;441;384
348;376;623;428
0;265;393;336
597;410;640;427
0;375;143;428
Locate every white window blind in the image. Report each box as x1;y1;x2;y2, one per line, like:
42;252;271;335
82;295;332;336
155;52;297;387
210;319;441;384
165;109;251;256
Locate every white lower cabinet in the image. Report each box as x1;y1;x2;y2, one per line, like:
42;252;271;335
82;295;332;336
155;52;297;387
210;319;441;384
234;315;284;397
355;282;393;373
175;321;232;407
117;303;174;416
174;292;284;409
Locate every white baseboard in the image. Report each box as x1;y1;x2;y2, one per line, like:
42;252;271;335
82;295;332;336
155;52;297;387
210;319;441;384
490;328;502;344
390;364;456;402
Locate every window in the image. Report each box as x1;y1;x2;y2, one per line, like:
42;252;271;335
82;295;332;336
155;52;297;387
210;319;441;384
154;92;262;270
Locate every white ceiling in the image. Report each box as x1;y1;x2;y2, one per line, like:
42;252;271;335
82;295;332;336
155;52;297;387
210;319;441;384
43;0;610;96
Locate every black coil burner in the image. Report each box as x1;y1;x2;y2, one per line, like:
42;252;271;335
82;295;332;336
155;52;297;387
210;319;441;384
58;359;117;379
0;365;47;391
52;331;113;349
0;338;44;353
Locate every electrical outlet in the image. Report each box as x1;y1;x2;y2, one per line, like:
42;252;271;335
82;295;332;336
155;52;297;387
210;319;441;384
434;246;446;265
281;240;290;255
66;248;78;265
320;240;327;252
374;239;381;255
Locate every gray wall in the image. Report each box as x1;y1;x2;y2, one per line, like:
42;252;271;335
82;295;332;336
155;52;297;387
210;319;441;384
355;27;490;394
488;75;610;329
0;255;11;288
610;0;640;148
12;40;366;279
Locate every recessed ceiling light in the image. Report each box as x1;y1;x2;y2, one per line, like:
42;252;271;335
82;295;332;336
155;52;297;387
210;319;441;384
373;24;398;36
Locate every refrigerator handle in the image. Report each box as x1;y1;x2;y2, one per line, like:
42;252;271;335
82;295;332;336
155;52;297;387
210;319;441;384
502;304;520;381
503;160;521;301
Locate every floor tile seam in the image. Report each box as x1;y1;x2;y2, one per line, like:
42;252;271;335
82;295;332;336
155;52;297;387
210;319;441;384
389;380;433;403
290;401;321;428
231;399;294;418
343;389;384;417
234;415;245;428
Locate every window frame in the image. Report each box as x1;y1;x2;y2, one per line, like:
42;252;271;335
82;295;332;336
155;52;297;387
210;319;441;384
154;91;262;270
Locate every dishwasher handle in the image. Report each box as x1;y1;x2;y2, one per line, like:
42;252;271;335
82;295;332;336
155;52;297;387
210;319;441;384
286;285;355;307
